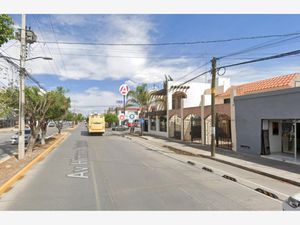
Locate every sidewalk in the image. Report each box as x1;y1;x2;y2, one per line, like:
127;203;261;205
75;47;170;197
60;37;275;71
129;133;300;187
0;127;17;132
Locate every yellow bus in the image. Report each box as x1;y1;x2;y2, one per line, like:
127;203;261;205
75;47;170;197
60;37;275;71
87;113;105;135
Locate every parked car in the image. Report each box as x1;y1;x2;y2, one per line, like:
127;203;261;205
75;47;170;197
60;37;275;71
10;128;32;145
112;125;128;131
48;121;55;127
283;193;300;210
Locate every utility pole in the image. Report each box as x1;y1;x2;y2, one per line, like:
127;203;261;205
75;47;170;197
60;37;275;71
210;57;217;157
18;14;26;160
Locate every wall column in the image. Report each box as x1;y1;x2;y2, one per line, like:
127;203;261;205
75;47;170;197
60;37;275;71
230;88;237;151
201;95;205;145
181;98;184;141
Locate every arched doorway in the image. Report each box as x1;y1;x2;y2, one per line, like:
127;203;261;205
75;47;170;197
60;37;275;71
184;114;201;142
172;91;187;109
216;114;232;149
169;115;181;139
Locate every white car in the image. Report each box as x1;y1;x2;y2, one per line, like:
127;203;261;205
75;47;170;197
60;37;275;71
10;128;31;145
283;193;300;210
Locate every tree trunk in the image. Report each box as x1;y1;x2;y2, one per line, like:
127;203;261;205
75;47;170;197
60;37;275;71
41;129;46;145
27;126;40;154
40;121;47;145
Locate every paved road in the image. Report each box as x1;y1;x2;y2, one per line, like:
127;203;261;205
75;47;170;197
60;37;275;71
0;125;70;161
0;124;285;210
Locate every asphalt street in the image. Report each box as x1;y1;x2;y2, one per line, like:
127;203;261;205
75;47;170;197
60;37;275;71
0;124;286;210
0;125;70;161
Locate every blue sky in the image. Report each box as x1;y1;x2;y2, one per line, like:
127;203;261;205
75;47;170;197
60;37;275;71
1;14;300;114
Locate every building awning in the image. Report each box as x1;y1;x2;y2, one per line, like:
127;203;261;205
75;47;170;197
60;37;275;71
169;85;190;92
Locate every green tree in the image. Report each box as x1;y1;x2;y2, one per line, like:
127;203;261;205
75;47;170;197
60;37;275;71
126;84;156;135
0;14;15;47
40;87;71;143
0;86;71;153
65;111;74;121
105;113;118;127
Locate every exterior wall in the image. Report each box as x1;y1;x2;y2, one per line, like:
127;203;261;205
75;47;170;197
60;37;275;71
167;81;211;110
168;104;231;119
235;87;300;155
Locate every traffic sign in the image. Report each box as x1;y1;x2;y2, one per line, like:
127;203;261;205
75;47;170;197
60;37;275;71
118;114;125;121
119;84;130;96
129;113;135;120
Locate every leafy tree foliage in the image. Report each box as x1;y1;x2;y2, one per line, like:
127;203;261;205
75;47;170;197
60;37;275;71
0;14;15;46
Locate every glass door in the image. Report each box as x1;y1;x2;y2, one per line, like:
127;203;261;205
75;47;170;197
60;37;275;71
281;121;295;154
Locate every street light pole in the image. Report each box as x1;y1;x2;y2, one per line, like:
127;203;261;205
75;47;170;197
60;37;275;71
18;14;26;160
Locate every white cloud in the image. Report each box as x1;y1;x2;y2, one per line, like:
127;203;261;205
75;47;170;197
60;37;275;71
1;15;204;84
67;87;118;115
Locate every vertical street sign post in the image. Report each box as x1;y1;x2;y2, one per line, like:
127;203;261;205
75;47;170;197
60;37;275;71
119;84;130;125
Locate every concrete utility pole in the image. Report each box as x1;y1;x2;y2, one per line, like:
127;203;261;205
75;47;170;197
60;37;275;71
18;14;26;160
210;57;217;157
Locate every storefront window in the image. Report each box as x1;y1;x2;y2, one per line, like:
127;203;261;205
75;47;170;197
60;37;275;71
150;116;156;131
159;116;167;132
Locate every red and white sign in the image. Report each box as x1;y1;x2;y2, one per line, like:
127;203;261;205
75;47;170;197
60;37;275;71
119;84;129;96
118;114;125;121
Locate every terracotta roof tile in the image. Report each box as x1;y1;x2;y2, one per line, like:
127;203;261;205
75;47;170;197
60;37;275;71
218;73;300;97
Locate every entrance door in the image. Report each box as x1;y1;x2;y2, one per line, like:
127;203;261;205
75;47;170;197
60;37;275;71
281;121;295;154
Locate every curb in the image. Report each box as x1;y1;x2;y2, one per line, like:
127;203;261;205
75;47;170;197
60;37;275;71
0;132;69;196
162;144;300;188
127;135;293;201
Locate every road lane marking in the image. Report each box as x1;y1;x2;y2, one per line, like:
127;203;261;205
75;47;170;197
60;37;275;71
67;149;89;179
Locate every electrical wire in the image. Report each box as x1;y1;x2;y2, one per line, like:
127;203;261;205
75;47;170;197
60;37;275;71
178;69;212;86
31;15;62;76
218;34;300;60
48;15;68;76
37;31;300;46
176;61;211;81
178;48;300;86
218;49;300;70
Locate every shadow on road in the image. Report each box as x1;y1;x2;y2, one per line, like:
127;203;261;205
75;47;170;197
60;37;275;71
80;131;104;136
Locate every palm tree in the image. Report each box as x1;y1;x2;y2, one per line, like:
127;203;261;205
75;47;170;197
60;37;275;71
126;84;156;135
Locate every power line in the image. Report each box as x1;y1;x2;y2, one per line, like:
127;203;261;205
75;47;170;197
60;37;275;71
0;52;46;91
218;49;300;69
177;61;211;81
31;15;62;76
218;34;300;60
178;69;212;86
179;48;300;86
48;15;68;76
37;31;300;46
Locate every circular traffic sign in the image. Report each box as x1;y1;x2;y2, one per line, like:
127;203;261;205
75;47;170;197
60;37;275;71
118;114;125;121
129;113;135;120
119;84;130;96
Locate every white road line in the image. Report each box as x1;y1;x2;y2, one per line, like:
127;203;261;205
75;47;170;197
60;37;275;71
89;160;101;210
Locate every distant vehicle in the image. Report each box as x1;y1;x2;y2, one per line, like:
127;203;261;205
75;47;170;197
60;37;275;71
10;128;32;145
112;125;128;131
48;121;55;127
87;113;105;135
283;193;300;211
